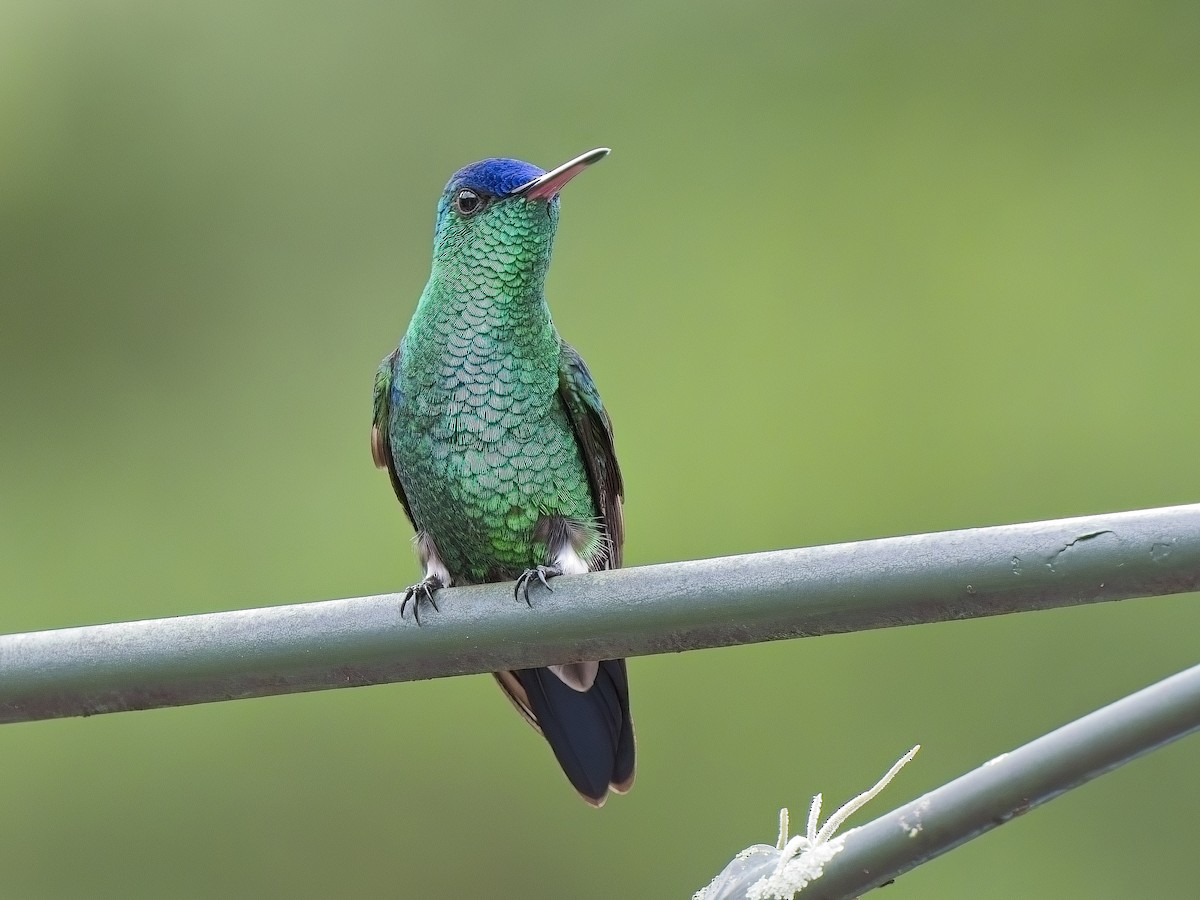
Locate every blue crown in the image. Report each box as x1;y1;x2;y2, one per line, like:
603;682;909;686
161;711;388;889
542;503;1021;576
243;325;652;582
446;158;544;197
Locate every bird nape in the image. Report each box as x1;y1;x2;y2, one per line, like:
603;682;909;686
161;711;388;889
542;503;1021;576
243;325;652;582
371;148;634;806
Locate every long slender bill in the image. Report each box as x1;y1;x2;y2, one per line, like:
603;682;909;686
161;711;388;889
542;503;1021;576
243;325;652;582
512;147;610;200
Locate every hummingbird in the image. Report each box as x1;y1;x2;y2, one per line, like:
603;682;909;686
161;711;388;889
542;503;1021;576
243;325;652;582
371;148;633;806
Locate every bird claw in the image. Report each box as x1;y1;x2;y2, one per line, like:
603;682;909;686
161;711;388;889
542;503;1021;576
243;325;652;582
401;575;443;625
514;564;562;607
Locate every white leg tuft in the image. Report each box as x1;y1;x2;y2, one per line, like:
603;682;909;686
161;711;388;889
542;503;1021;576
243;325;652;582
552;543;590;576
416;533;453;587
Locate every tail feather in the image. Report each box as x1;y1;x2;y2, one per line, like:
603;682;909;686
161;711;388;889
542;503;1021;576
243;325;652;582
498;660;634;806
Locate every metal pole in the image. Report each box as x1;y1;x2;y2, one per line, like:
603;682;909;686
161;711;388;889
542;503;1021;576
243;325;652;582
806;661;1200;899
1;504;1198;724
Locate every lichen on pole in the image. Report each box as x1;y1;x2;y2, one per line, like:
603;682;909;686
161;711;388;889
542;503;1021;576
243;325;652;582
803;660;1200;899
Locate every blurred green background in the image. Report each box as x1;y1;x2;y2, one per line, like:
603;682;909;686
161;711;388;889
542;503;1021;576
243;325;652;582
2;1;1198;897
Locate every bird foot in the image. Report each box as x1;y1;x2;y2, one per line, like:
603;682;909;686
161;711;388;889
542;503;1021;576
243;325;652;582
514;564;563;606
401;574;443;625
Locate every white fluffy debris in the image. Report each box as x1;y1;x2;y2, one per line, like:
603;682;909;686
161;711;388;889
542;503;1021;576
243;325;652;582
694;746;920;900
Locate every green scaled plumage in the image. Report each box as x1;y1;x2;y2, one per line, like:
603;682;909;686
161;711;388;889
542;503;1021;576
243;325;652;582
371;150;633;806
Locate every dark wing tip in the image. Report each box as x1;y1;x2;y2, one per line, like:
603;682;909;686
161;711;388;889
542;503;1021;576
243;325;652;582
557;341;625;570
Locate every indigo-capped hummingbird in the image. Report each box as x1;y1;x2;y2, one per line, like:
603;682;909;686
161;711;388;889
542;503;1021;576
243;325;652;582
372;148;633;806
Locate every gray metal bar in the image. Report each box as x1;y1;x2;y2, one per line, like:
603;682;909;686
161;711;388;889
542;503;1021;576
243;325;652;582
807;661;1200;899
1;504;1198;724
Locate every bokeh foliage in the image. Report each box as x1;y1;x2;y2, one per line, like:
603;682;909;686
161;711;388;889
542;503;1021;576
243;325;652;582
2;1;1198;897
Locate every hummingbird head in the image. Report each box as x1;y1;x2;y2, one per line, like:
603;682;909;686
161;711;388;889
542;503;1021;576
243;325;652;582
429;148;609;288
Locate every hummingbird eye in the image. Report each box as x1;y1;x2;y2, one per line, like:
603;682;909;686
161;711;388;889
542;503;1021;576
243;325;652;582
454;188;484;216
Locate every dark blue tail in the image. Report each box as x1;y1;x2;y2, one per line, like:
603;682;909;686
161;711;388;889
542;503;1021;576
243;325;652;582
513;659;635;806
